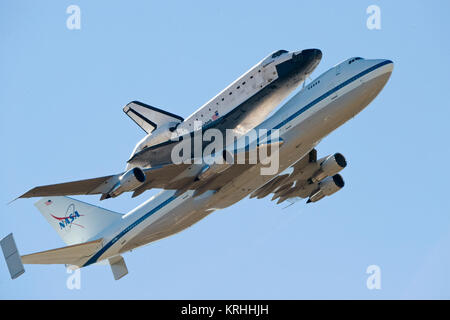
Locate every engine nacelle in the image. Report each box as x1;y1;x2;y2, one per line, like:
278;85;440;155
107;167;146;199
310;153;347;183
307;174;344;203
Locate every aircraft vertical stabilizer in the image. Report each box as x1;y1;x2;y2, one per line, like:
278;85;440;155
35;196;123;245
123;101;183;134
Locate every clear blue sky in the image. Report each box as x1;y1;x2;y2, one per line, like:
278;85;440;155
1;0;449;299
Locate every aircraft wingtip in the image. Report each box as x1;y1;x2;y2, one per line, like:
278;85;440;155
6;196;20;206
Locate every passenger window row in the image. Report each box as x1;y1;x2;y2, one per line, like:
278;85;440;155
307;80;321;90
348;57;362;64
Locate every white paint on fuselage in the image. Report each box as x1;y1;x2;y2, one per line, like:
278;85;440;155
263;58;393;134
128;50;320;160
180;51;288;131
83;57;393;266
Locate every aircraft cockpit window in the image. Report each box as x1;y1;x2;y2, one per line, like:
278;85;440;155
271;50;288;58
349;57;363;64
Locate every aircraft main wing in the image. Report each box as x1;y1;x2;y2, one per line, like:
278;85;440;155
19;175;117;198
18;139;283;201
18;162;248;200
18;164;190;200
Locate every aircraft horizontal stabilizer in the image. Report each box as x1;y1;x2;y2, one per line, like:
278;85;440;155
124;101;183;134
21;238;103;266
0;233;25;279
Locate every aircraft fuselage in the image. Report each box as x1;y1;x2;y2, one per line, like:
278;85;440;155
82;57;393;267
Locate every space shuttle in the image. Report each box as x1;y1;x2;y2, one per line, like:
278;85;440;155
18;48;322;201
123;48;322;168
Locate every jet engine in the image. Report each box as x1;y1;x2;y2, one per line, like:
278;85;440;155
307;174;344;203
309;153;347;183
104;167;146;199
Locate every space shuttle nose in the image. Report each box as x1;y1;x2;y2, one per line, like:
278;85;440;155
293;48;322;61
274;48;322;79
303;49;322;60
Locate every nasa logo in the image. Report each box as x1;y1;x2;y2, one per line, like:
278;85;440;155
50;203;85;230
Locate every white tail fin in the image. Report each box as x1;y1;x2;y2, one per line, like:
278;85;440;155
123;101;183;134
35;196;122;245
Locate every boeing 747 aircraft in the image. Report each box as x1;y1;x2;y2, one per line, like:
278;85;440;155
1;54;393;280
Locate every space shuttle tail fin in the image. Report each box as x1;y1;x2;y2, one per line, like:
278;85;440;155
34;197;123;245
123;101;184;134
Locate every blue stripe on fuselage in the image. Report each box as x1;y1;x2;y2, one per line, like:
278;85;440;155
83;195;178;267
273;60;391;130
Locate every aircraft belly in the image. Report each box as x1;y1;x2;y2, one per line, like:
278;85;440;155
120;192;216;252
210;142;316;208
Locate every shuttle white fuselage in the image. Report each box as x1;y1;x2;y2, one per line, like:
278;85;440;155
126;49;322;167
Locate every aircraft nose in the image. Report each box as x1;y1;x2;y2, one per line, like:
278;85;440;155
304;48;322;60
367;58;394;75
379;59;394;73
276;48;322;78
294;48;322;62
361;59;393;101
385;59;394;70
